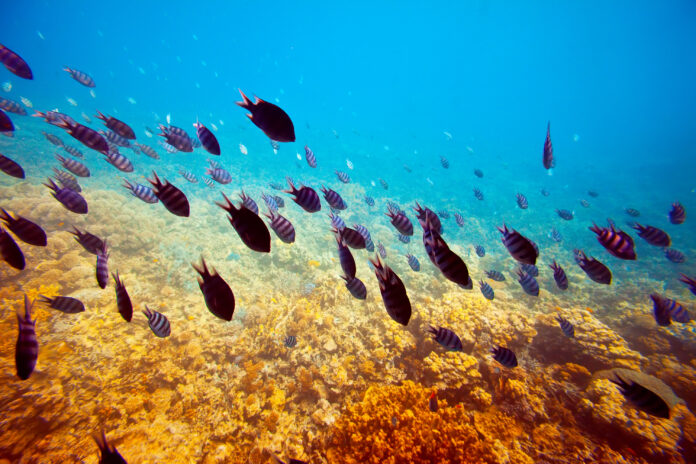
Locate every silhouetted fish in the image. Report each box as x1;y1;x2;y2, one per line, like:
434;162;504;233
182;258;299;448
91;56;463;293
236;89;295;142
0;153;24;178
0;209;46;246
370;255;411;325
543;122;554;169
427;326;462;351
15;295;37;380
0;108;13;132
406;253;420;271
413;203;442;233
64;66;95;87
485;270;505;281
589;223;636;260
669;202;685;224
143;306;170;338
265;209;295;243
194;121;220;155
580;199;590;208
93;430;128;464
517;269;539;296
474;169;483;178
549;260;568;290
192;258;235;321
44;178;88;214
71;227;104;254
321;186;347;210
0;225;24;270
148;171;190;217
217;192;271;253
387;210;413;236
556;315;574;337
665;248;685;263
342;274;367;299
588;190;598;198
112;272;133;322
498;224;538;265
0;44;33;79
122;179;158;204
479;280;494;300
425;231;470;287
516;193;528;209
611;375;669;419
574;249;611;284
96;111;135;139
304;145;317;167
679;274;696;296
340;227;367;249
556;209;573;220
38;295;85;314
632;223;670;247
57;119;109;154
491;346;518;368
336;232;356;278
96;241;109;289
285;177;321;213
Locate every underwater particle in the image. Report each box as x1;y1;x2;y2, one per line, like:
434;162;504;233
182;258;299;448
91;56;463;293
679;274;696;295
285;177;321;213
284;335;297;348
127;97;136;104
406;253;420;271
0;44;33;79
516;269;539;296
239;143;248;155
112;271;133;322
543;121;554;170
429;391;438;412
485;270;505;281
669;202;685;224
473;188;484;200
498;224;538;265
236;89;295;142
264;208;295;243
93;430;128;464
0;209;46;246
370;255;411;326
57;118;110;154
19;96;32;108
307;260;320;267
0;225;25;269
631;223;670;247
574;249;611;284
192;257;236;322
15;295;37;380
0;108;14;132
95;240;109;289
304;145;317;167
64;66;95;87
217;192;271;253
443;131;452;140
427;326;463;351
96;111;135;139
573;133;580;142
549;260;568;290
491;345;518;368
610;375;670;419
664;248;685;263
556;209;573;220
38;295;85;314
556;315;574;337
321;186;347;210
516;192;528;209
479;280;494;300
335;170;351;183
589;222;636;260
66;96;78;106
143;305;171;338
44;178;88;214
342;274;367;299
148;171;190;217
193;121;221;155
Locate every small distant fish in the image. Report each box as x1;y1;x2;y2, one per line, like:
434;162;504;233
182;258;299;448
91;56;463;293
437;209;450;219
63;145;84;159
270;140;279;153
517;269;539;296
549;260;568;290
15;295;37;380
454;213;465;227
64;67;95;87
342;274;367;299
346;159;354;170
239;144;248;155
96;241;109;289
143;306;171;338
669;202;686;224
112;271;133;322
66;97;78;106
136;143;159;159
556;315;574;337
38;295;85;314
403;164;412;173
491;345;518;368
474;169;483;178
81;112;91;123
406;253;420;271
587;190;599;198
443;131;452;140
479;280;494;300
377;242;386;258
364;195;375;207
427;326;463;351
625;208;640;217
631;223;670;247
498;224;538;265
610;375;669;419
473;188;484;201
329;212;346;230
52;168;80;192
665;248;685;263
521;263;538;277
542;121;554;170
159;140;177;153
475;245;485;257
284;335;297;348
397;233;410;244
679;274;696;296
379;178;388;190
304;145;317;167
549;227;562;243
265;209;295;244
0;97;27;115
429;391;438;412
43;131;64;147
579;199;591;208
179;170;198;183
556;209;573;220
541;188;550;197
485;270;505;281
269;182;284;191
574;249;611;284
516;193;528;209
335;170;351;183
19;96;32;108
440;156;449;169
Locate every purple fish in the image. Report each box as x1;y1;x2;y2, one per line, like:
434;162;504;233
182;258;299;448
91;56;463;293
543;121;554;169
0;44;33;79
236;89;295;142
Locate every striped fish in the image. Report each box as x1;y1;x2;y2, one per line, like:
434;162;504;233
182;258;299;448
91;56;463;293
0;97;27;115
437;209;450;219
498;224;538;265
479;280;494;300
517;269;539;296
15;295;38;380
335;170;350;183
304;145;317;168
159;140;178;153
96;111;135;139
193;122;220;155
549;260;568;290
387;201;403;216
192;258;236;321
473;188;484;200
217;193;271;253
262;193;279;211
70;227;104;254
143;306;171;338
424;231;470;287
0;209;47;246
397;233;410;244
44;178;88;214
625;208;640;217
669;202;685;224
364;195;375;207
542;121;554;169
491;345;518;368
379;179;389;190
33;110;76;127
611;375;669;419
63;66;95;87
665;248;685;263
406;253;420;271
57;119;109;154
556;315;574;337
454;213;465;227
371;255;411;326
148;171;190;217
43;131;64;147
63;145;84;159
0;44;33;79
387;210;413;236
284;335;297;348
521;263;538;277
0;153;24;178
556;209;573;220
440;156;449;168
207;166;232;184
38;295;85;314
265;209;295;244
285;177;321;213
485;270;505;281
377;242;386;258
136;142;160;159
475;245;485;257
336;233;356;278
427;326;462;351
550;227;562;243
329;212;346;230
56;154;90;177
159;125;193;152
203;177;216;189
651;294;673;326
179;170;198;183
354;224;374;252
104;150;134;172
413;202;442;234
321;186;347;210
589;223;636;260
679;274;696;296
239;191;259;214
269;182;284;190
574;249;611;284
0;225;25;269
122;179;158;204
96;240;109;289
273;195;285;208
112;271;133;322
631;223;670;247
516;193;528;209
342;274;367;300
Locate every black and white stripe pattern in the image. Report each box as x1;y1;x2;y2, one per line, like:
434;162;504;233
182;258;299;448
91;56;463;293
479;280;494;300
397;233;410;244
550;260;568;290
63;145;84;159
517;269;539;296
52;167;81;192
305;145;317;167
574;249;612;284
354;224;374;252
194;122;220;155
239;191;258;214
38;295;85;314
335;170;350;183
555;315;574;337
486;270;505;281
148;172;190;217
262;193;279;211
498;224;538;265
632;223;670;247
516;193;528;209
342;275;367;299
475;245;485;257
589;223;636;260
71;227;104;254
473;188;484;200
377;242;387;258
44;178;88;214
0;97;27;115
63;67;95;87
207;166;232;184
103;150;134;172
427;326;462;351
100;130;131;147
136;143;160;159
159;125;193;152
43;131;64;146
266;209;295;244
55;154;90;177
122;179;158;204
96;112;135;139
491;346;517;368
665;248;685;263
95;240;109;289
556;209;573;220
440;156;449;168
179;170;198;183
34;110;75;126
15;295;38;380
143;306;171;338
387;211;413;236
406;253;420;272
669;202;685;224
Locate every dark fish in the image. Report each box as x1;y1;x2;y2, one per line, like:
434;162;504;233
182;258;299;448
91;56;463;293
285;177;321;213
15;295;37;380
262;194;279;211
387;210;413;236
387;201;403;216
474;169;483;178
56;154;90;177
304;145;317;167
44;178;88;214
517;269;539;296
521;263;538;277
498;224;538;265
104;151;134;172
473;188;484;201
475;245;485;257
491;346;518;368
516;193;528;209
284;335;297;348
370;255;411;326
574;249;612;284
542;121;554;169
71;227;104;255
64;66;95;87
0;44;33;79
665;248;685;263
425;232;470;287
440;156;449;168
397;233;410;244
541;188;550;197
0;108;13;132
265;209;295;244
148;171;190;217
413;203;442;234
429;392;438;412
335;232;356;278
57;119;109;155
143;306;170;338
158;125;192;152
135;143;159;159
364;195;375;207
406;253;420;271
112;272;133;322
454;212;465;227
63;145;84;159
192;258;236;321
38;295;85;314
96;240;109;289
550;227;562;243
485;270;505;281
377;242;387;258
427;325;463;351
321;186;347;210
272;455;307;464
379;178;389;190
217;192;271;253
631;223;670;247
0;97;27;115
549;260;568;290
625;208;640;217
43;131;64;146
239;190;259;215
611;375;670;419
556;315;574;337
589;223;636;260
122;179;158;204
679;274;696;296
335;170;351;183
96;111;135;139
669;202;686;224
342;274;367;299
340;227;367;249
354;224;374;252
0;153;24;178
193;122;220;155
0;225;25;270
556;209;573;220
93;430;128;464
0;209;47;246
236;89;295;142
479;280;494;300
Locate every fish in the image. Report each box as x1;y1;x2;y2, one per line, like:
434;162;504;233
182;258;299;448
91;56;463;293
143;306;171;338
0;44;32;79
491;345;518;368
335;232;356;278
270;140;279;153
56;119;109;155
96;241;109;289
38;295;85;314
284;336;297;348
192;258;236;321
669;202;685;224
15;295;37;380
56;154;90;177
272;455;307;464
454;213;465;227
379;178;389;190
335;170;351;183
427;326;463;351
610;375;670;419
475;245;485;257
70;227;104;254
321;186;347;210
406;253;420;271
521;263;538;277
93;430;128;464
541;188;550;197
341;274;366;300
33;109;76;127
556;315;574;337
158;125;193;152
265;208;295;244
43;131;64;146
556;209;573;220
588;190;599;198
0;97;27;115
304;145;317;167
387;201;404;216
0;225;25;270
63;145;84;159
679;274;696;296
364;195;375;207
474;169;483;178
217;193;271;253
542;121;554;169
437;209;450;219
269;181;283;190
104;150;134;172
193;121;220;155
95;111;135;139
354;224;374;252
589;223;636;260
0;209;47;246
203;178;216;189
473;188;484;201
440;156;449;168
387;210;413;236
517;269;539;296
239;191;259;215
44;178;88;214
178;170;198;184
631;223;670;247
479;280;494;300
64;66;95;87
549;227;563;243
580;199;590;208
516;193;528;209
112;272;133;322
397;233;410;244
377;242;387;258
651;294;673;326
549;260;568;290
122;179;158;204
0;108;13;132
206;162;233;184
159;141;178;153
239;144;248;155
485;270;505;281
665;248;685;263
428;391;439;413
0;153;24;178
135;143;159;159
625;208;640;217
329;212;346;230
424;230;470;287
285;177;321;213
498;224;538;265
148;171;190;217
574;249;612;284
236;89;295;142
370;255;411;325
339;227;367;249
